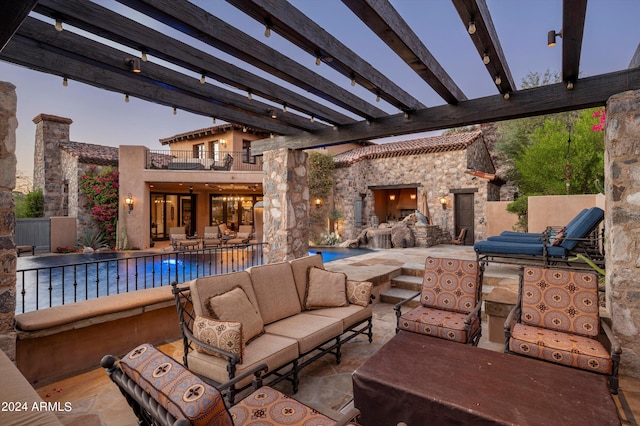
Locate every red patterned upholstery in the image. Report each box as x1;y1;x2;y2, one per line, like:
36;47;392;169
396;257;483;345
420;257;479;314
398;306;480;343
509;323;612;374
506;266;621;394
119;343;233;426
520;267;599;337
229;386;338;425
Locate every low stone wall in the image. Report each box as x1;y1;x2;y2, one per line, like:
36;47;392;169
14;286;180;385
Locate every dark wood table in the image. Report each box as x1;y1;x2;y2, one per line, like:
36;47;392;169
352;331;620;425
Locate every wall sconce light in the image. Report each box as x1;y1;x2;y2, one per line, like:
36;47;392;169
548;29;562;47
410;193;417;200
389;194;396;201
220;138;227;146
315;198;322;209
439;196;448;209
125;57;141;73
124;193;134;214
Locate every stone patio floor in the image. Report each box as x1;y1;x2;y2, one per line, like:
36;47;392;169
33;245;639;425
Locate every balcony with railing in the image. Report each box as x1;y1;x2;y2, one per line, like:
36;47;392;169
146;150;263;172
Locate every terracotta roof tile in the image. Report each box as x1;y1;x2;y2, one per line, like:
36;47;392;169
159;123;271;145
58;141;119;166
333;131;482;166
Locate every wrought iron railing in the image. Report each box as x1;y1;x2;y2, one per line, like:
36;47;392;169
146;150;263;171
15;243;266;313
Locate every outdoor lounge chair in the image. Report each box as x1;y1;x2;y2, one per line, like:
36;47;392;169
211;153;234;171
102;343;360;426
169;226;197;250
225;225;253;245
473;207;604;269
505;266;621;394
202;225;222;248
394;257;485;345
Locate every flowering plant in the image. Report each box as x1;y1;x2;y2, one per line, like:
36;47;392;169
592;109;606;131
80;166;119;247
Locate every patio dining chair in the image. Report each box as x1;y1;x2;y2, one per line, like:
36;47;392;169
202;225;221;248
394;257;485;345
226;225;253;245
169;226;194;250
505;266;621;394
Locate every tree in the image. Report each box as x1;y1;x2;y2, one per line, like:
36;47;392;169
80;166;119;247
18;188;44;218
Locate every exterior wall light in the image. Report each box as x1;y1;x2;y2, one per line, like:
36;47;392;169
315;198;322;209
389;194;396;201
439;196;448;209
124;193;134;214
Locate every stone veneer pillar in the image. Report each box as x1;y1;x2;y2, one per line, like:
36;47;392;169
33;113;72;218
0;82;17;359
605;89;640;378
263;148;309;263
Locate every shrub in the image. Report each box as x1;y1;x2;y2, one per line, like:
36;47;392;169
77;228;109;250
80;166;119;247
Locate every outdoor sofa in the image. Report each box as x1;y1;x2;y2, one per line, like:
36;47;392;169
172;253;374;404
474;207;604;269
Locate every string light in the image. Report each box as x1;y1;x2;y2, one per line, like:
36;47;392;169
503;92;510;100
173;107;177;115
247;91;252;100
403;111;410;119
482;53;490;64
494;75;502;85
62;77;68;87
264;25;271;37
468;21;476;35
212;117;216;124
351;76;356;86
242;126;247;132
200;74;206;84
310;115;315;123
567;81;574;90
125;94;129;103
282;104;287;113
316;56;321;66
141;50;148;62
55;19;63;32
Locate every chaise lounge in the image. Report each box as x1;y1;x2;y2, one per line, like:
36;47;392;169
474;207;604;269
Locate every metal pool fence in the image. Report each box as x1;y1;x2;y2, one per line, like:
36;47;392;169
15;243;266;313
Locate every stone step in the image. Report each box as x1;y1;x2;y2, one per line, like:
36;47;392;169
379;287;420;307
391;275;423;291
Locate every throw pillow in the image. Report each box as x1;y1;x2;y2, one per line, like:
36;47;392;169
173;234;186;240
204;233;218;239
304;267;348;309
193;316;243;363
552;228;566;246
347;280;373;307
207;287;264;345
236;232;250;239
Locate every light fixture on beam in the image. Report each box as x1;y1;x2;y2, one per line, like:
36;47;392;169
376;92;380;102
173;107;177;115
62;77;68;87
264;25;271;37
548;29;562;47
310;115;315;123
247;90;252;100
125;94;129;103
125;57;141;73
270;109;277;119
468;21;476;35
212;117;216;124
494;75;502;85
566;81;574;90
351;75;356;86
141;49;148;62
482;53;490;65
54;19;63;32
503;92;511;100
200;74;206;84
282;103;287;112
315;56;321;66
403;111;410;119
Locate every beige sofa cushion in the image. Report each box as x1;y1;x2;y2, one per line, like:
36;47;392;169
193;316;243;363
264;313;343;354
304;267;348;309
347;280;373;307
248;262;301;324
187;333;299;389
306;304;373;330
289;254;324;306
206;287;264;344
188;271;261;318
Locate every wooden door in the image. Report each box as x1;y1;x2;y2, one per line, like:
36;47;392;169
454;193;474;245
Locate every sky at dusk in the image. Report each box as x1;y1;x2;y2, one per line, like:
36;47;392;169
1;0;639;179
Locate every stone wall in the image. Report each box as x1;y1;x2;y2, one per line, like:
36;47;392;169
334;144;495;244
263;149;309;262
0;82;17;359
605;89;640;378
33;114;72;219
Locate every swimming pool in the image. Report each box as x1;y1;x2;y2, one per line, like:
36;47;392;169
308;247;373;262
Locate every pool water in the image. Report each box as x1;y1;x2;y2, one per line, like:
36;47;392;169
308;247;372;262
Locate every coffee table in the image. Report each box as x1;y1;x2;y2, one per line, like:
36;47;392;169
352;331;620;425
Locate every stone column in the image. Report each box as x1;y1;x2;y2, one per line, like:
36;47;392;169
0;82;17;359
605;89;640;378
263;148;309;263
32;114;72;218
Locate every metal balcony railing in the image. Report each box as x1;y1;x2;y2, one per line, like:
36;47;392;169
146;150;263;171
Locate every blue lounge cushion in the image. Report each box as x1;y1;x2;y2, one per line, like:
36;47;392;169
560;207;604;250
487;235;544;244
473;240;567;258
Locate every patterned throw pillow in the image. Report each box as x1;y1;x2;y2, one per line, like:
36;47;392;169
204;233;218;239
207;286;264;345
236;232;250;239
346;280;373;307
193;316;243;363
173;234;186;240
304;267;349;309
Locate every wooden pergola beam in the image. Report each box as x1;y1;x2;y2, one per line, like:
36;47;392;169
630;43;640;69
252;67;640;154
452;0;516;94
35;0;355;126
227;0;424;112
342;0;466;105
116;0;387;120
562;0;587;85
14;17;319;133
1;35;302;136
0;0;38;51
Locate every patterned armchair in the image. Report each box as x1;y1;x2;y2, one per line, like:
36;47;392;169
202;225;222;248
394;257;485;345
102;343;360;426
505;266;621;394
